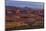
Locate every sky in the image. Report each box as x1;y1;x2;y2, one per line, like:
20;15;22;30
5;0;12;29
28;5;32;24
5;0;44;9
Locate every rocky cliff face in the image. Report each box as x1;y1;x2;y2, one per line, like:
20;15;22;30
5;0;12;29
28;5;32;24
5;6;44;30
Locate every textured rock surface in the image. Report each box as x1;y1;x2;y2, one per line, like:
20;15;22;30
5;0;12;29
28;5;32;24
5;6;44;30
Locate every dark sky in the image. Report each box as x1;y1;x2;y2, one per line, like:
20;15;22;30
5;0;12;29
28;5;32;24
5;0;44;9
